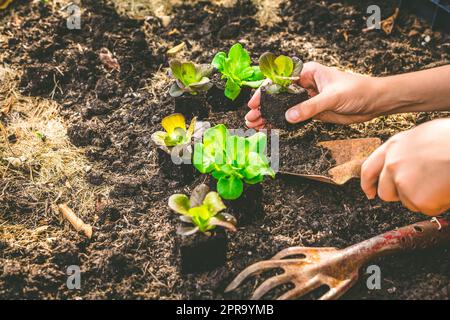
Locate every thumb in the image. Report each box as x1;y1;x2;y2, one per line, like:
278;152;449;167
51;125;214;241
285;92;335;123
360;142;388;199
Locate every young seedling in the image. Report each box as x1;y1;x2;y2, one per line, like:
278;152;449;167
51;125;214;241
208;43;264;111
169;60;213;97
151;113;196;150
168;184;236;273
212;43;264;101
258;52;309;130
152;113;208;183
169;184;237;235
193;124;275;200
169;60;213;119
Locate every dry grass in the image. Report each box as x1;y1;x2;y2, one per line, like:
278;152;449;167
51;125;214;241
252;0;283;27
0;66;109;248
110;0;284;26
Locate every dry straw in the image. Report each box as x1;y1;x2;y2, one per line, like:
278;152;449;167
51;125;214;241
0;66;108;248
110;0;284;26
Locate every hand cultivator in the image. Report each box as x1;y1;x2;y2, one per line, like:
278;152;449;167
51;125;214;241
226;218;450;300
280;137;381;185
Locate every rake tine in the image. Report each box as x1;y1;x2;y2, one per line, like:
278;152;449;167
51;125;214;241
225;260;295;293
271;247;310;260
251;273;293;300
318;278;356;300
271;246;336;260
276;277;321;300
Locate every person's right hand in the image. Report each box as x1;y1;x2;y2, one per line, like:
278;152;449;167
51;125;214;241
245;62;388;129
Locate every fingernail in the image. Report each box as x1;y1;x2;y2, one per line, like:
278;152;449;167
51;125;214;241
286;108;300;122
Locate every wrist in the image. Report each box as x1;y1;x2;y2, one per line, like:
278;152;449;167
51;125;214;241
369;76;415;115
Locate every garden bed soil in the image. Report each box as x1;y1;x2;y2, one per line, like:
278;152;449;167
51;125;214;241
1;0;449;300
279;128;337;176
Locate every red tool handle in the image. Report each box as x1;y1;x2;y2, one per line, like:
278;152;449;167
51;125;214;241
342;218;450;264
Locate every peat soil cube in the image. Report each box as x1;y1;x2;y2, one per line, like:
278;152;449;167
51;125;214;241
260;85;310;130
178;228;227;274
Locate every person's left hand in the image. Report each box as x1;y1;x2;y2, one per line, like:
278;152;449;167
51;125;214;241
361;118;450;216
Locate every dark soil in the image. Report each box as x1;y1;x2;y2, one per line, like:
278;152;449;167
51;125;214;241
280;126;336;175
156;147;197;185
177;228;227;274
174;93;210;120
207;73;252;111
260;85;310;130
205;175;264;225
1;0;449;300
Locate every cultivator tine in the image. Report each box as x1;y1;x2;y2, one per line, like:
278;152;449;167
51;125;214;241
318;278;356;300
271;246;336;260
276;277;322;300
225;259;301;293
251;273;294;300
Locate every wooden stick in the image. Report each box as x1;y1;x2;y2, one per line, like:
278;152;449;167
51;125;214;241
58;203;93;239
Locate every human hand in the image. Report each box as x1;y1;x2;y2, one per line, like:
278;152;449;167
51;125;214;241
245;62;387;128
361;118;450;216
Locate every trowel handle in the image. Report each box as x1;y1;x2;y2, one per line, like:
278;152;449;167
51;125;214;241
342;219;450;264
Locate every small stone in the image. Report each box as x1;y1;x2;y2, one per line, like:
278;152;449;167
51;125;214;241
387;287;396;293
160;15;171;28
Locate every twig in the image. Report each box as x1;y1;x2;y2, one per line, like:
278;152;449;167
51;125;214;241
58;203;93;239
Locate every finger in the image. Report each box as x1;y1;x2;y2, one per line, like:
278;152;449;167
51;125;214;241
298;62;322;91
285;93;335;123
248;88;261;109
246;117;265;129
377;166;399;202
424;206;449;217
245;109;261;122
396;189;420;213
314;111;373;125
360;143;388;199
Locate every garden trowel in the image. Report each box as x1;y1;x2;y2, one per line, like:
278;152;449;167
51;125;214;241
279;137;382;185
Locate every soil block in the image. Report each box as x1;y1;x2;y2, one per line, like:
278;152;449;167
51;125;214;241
207;74;252;112
156;147;196;184
174;92;209;120
207;177;264;225
260;85;310;131
178;228;227;274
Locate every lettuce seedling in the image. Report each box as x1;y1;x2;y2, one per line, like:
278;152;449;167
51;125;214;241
212;43;264;101
151;113;197;149
169;184;237;236
259;52;303;94
169;60;213;97
193;124;275;200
